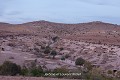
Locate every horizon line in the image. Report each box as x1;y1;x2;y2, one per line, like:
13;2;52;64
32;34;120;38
0;20;119;25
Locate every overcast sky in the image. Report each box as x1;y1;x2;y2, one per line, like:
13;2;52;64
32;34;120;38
0;0;120;24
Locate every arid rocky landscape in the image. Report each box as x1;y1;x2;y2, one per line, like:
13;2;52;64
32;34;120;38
0;21;120;79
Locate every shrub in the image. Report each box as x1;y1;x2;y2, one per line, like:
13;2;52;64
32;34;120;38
116;71;120;78
34;48;40;53
50;50;57;59
44;48;51;54
1;48;4;51
107;70;113;75
61;56;65;60
20;68;29;76
65;54;70;58
7;43;16;47
84;61;93;71
41;46;45;49
59;47;64;51
75;57;85;66
21;62;44;77
30;66;43;77
9;56;14;59
52;36;59;42
0;61;21;76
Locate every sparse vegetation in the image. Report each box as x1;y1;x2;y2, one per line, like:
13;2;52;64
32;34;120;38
75;57;85;66
30;66;43;77
107;70;113;75
34;47;40;53
84;61;93;71
59;47;64;51
52;36;59;42
50;50;57;59
21;60;44;77
0;21;120;80
44;48;51;54
64;54;70;58
7;43;16;47
61;56;65;60
44;46;51;54
0;61;21;76
1;48;4;51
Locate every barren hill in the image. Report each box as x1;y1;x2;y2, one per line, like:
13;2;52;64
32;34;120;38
1;21;120;79
0;21;120;46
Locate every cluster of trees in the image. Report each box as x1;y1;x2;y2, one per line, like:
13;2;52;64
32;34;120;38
33;45;58;59
0;61;44;76
43;36;59;59
0;60;120;80
0;61;68;77
42;45;57;59
33;37;59;59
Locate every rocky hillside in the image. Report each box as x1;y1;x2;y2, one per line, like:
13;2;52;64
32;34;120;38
0;21;120;45
0;21;120;79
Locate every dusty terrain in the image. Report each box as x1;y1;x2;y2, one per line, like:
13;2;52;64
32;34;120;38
0;21;120;79
0;21;120;46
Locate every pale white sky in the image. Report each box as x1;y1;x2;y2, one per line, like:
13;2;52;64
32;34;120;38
0;0;120;24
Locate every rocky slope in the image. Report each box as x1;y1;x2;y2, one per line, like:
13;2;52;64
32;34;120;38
0;21;120;45
0;21;120;74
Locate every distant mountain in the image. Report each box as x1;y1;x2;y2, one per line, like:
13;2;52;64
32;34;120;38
0;22;13;26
